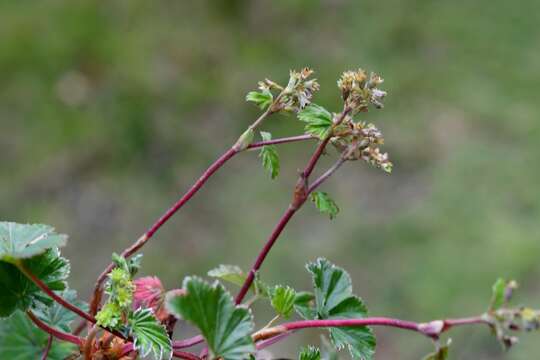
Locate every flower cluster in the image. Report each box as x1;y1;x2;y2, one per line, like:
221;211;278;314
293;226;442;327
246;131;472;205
96;267;135;328
337;69;386;113
331;121;392;173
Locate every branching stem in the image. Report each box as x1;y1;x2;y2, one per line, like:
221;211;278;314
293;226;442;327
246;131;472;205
26;310;84;346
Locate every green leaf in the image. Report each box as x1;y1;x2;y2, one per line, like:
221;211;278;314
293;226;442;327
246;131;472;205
112;252;143;278
0;222;67;262
298;258;376;360
422;339;451;360
310;192;339;219
0;311;76;359
246;90;273;110
166;277;255;360
129;308;172;360
270;285;296;318
34;289;87;333
298;104;333;139
208;265;269;298
489;278;506;312
0;249;69;317
299;345;321;360
208;264;246;287
293;291;317;320
259;132;280;179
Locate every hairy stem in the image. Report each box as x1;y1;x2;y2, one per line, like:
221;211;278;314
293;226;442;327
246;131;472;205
235;107;352;304
252;315;491;344
41;335;53;360
26;310;84;346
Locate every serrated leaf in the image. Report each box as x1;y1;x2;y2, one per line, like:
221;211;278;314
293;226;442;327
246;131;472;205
294;292;317;320
208;265;269;298
259;132;280;179
166;277;255;360
112;252;143;278
0;311;76;359
298;258;376;360
310;192;339;219
34;289;87;333
0;222;67;261
0;249;69;317
129;308;172;360
270;285;296;318
246;90;273;110
299;345;321;360
489;278;506;312
298;104;333;139
208;265;247;287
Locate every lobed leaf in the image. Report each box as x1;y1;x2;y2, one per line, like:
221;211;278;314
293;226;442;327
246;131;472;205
129;308;172;360
33;289;87;333
0;249;69;318
298;104;333;139
310;192;339;219
0;311;75;359
270;285;296;318
246;90;273;110
299;345;321;360
0;222;67;261
166;277;255;360
259;132;280;179
298;258;376;360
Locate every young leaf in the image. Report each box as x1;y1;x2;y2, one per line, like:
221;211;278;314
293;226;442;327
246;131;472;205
112;252;143;278
166;277;255;360
0;249;69;317
298;104;333;139
129;308;172;360
310;192;339;219
259;132;280;179
0;222;67;261
299;345;321;360
0;311;75;359
489;278;507;312
293;292;317;320
270;285;296;318
208;264;247;287
298;258;376;360
246;89;273;110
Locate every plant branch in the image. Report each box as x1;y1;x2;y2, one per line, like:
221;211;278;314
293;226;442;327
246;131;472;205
251;315;491;344
173;335;205;349
41;335;53;360
247;134;314;150
235;107;352;304
26;310;84;346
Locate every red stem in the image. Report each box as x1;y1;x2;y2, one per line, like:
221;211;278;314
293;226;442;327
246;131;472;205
173;335;204;349
19;263;96;324
121;343;201;360
247;134;314;149
41;335;53;360
26;310;84;346
235;108;352;304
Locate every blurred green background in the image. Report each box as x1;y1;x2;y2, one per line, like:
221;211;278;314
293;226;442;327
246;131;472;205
1;0;539;358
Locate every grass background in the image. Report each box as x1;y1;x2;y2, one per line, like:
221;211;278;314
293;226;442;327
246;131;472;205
1;1;539;358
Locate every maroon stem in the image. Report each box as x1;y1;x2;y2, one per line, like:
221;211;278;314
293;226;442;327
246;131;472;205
41;335;53;360
173;335;205;349
120;343;201;360
253;315;490;344
26;310;84;346
19;263;96;324
235;108;352;304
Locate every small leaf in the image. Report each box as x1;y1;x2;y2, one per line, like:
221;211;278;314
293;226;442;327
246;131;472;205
0;311;75;359
112;252;143;278
298;104;333;139
310;192;339;219
293;292;317;320
299;345;321;360
0;249;69;317
489;278;506;312
298;258;376;360
129;308;172;360
422;339;451;360
246;90;273;110
259;132;280;179
208;264;247;287
0;222;67;261
166;277;255;360
270;285;296;318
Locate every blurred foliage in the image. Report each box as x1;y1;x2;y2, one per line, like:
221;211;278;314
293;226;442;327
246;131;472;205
1;0;539;358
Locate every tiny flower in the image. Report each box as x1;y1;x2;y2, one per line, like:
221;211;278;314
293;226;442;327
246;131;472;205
337;68;387;113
